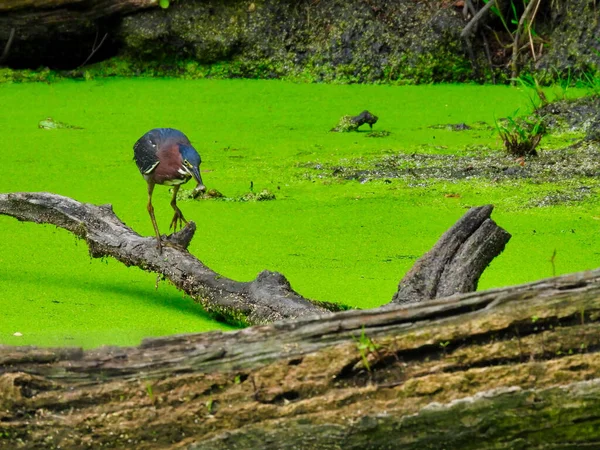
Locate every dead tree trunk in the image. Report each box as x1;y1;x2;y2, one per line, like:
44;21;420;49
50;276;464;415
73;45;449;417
0;0;157;30
0;192;509;324
0;0;160;68
1;268;600;448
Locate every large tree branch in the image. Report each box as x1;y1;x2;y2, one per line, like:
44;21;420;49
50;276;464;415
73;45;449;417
0;192;510;325
0;193;509;323
0;192;333;325
3;191;598;448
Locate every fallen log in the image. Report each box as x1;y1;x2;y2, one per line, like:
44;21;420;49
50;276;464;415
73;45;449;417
0;192;509;324
1;191;597;448
0;0;157;30
1;268;600;448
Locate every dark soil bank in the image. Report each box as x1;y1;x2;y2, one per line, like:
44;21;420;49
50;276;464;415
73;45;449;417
1;0;599;83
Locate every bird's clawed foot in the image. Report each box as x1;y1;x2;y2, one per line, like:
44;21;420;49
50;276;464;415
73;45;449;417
169;208;188;232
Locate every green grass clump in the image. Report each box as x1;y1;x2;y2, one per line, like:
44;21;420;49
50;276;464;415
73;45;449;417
0;79;598;349
496;112;546;157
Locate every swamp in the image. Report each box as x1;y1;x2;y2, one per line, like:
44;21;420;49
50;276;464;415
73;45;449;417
2;79;598;348
2;0;600;448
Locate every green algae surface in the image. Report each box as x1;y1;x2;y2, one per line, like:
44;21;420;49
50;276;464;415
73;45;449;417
1;79;599;348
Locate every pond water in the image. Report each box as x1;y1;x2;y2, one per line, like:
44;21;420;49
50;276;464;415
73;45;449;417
1;78;598;348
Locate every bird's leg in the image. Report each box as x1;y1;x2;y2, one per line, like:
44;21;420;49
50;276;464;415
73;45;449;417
147;182;163;252
169;185;188;231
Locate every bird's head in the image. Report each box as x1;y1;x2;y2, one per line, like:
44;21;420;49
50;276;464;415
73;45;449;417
179;144;206;197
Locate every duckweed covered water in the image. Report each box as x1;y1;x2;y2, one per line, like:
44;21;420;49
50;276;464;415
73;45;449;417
1;79;598;348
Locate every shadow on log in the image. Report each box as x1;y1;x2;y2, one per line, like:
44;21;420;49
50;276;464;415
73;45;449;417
0;192;508;325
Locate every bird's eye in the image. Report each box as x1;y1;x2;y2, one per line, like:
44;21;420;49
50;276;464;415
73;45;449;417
184;160;192;168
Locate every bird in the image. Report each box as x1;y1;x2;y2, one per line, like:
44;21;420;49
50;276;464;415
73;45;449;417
133;128;206;251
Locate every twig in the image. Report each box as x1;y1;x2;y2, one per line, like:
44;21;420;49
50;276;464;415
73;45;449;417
78;31;108;68
527;27;536;61
463;0;474;18
460;0;497;38
465;0;477;16
0;28;16;64
481;30;496;84
511;0;541;81
527;0;543;61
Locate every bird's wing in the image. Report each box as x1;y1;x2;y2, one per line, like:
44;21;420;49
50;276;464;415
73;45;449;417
133;130;161;174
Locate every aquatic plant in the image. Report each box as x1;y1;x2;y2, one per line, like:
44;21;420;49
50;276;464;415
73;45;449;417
353;327;379;372
513;73;548;107
496;111;545;157
1;79;597;349
580;72;600;97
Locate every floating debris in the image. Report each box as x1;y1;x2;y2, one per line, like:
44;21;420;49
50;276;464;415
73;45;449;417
304;143;600;185
198;188;225;199
176;187;275;202
331;110;378;132
429;123;472;131
38;117;83;130
177;188;224;200
238;189;276;202
527;186;594;208
366;130;390;138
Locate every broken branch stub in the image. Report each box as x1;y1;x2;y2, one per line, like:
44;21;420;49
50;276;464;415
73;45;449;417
391;205;511;305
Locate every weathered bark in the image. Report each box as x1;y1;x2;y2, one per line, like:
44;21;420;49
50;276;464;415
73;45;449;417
0;192;509;325
392;204;511;304
1;268;600;448
0;0;161;68
0;0;157;28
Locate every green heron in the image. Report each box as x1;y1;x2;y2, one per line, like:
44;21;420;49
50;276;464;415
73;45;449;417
133;128;206;251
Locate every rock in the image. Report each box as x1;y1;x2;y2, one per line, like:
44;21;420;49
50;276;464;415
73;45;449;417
117;0;469;83
537;97;600;134
535;0;600;75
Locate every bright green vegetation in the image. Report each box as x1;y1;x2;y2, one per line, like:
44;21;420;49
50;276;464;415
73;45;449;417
1;79;598;348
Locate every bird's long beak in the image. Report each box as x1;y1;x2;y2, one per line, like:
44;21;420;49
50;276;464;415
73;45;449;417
191;166;206;197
